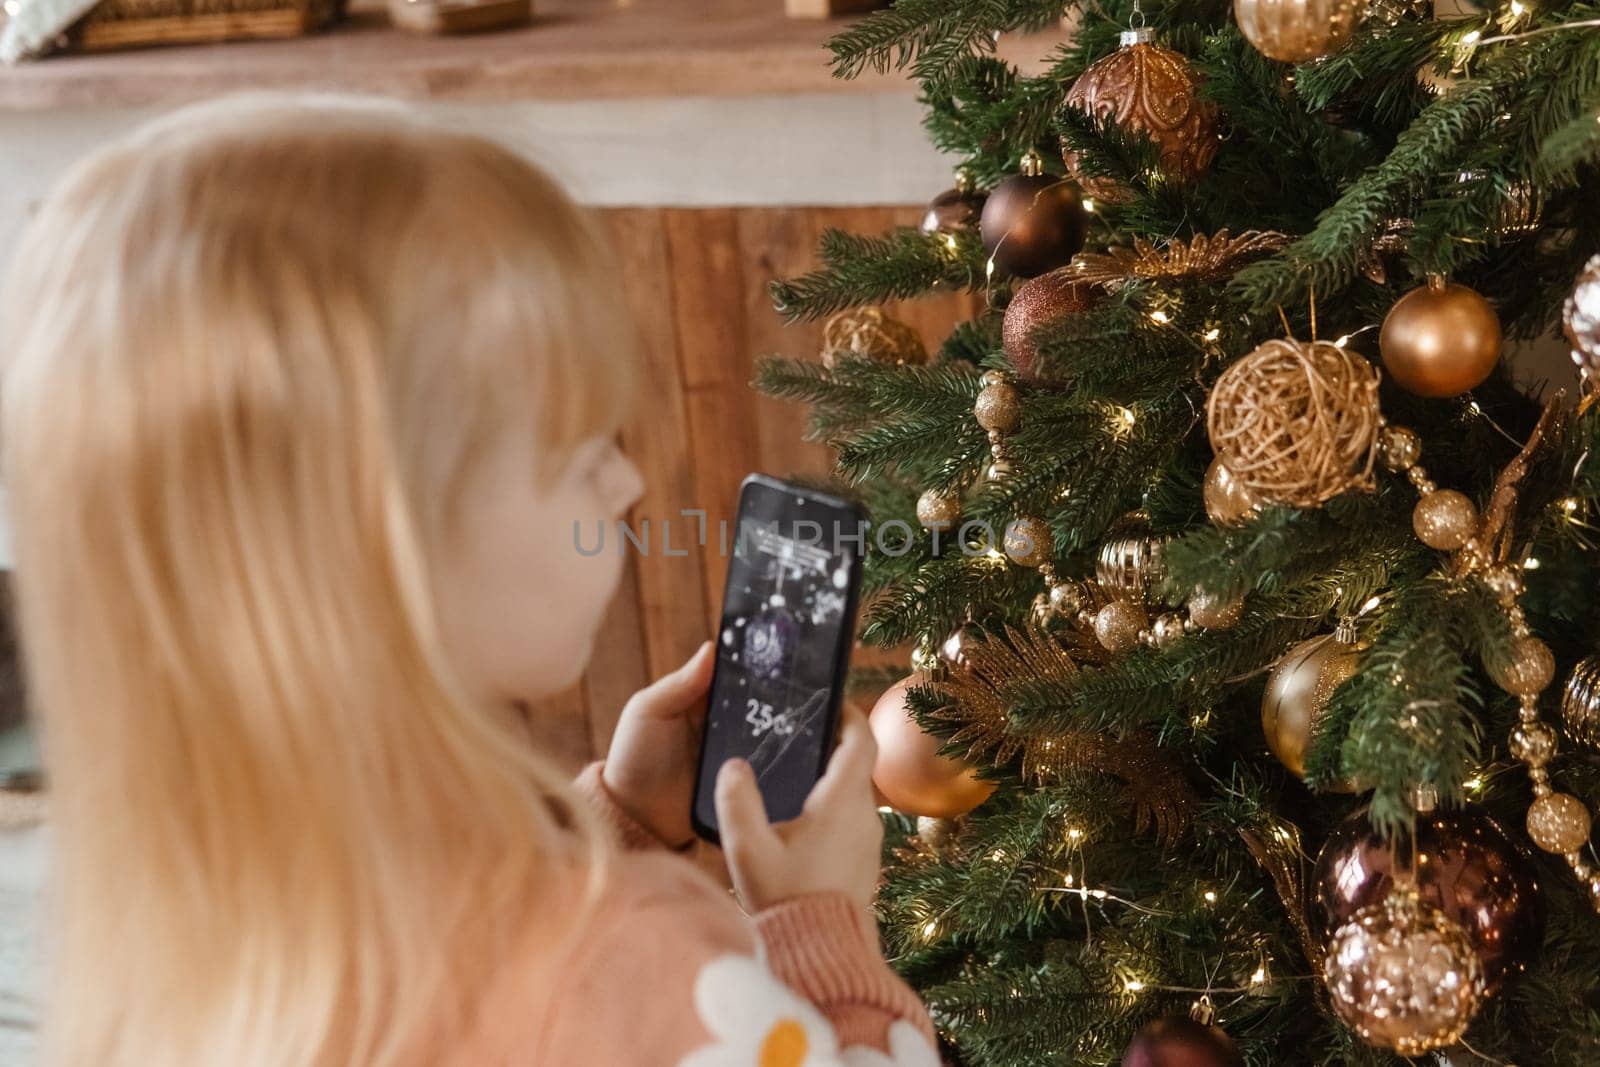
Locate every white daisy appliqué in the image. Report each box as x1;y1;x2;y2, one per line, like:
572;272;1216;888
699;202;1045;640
679;956;940;1067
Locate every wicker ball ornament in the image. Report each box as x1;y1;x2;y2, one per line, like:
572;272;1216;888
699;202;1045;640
1234;0;1364;62
1564;254;1600;384
1206;338;1381;508
1002;268;1099;378
1324;885;1486;1056
820;306;928;369
1379;280;1503;398
1061;27;1221;203
979;154;1089;279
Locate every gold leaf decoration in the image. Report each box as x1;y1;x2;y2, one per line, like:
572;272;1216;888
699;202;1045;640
1068;229;1290;288
925;623;1196;843
1240;819;1322;970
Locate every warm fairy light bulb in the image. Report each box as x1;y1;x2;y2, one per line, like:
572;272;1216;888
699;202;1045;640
1464;776;1484;791
1203;327;1221;342
1467;399;1484;415
1203;890;1218;903
941;233;959;252
922;920;938;938
1334;334;1350;348
1149;309;1171;324
990;848;1007;861
1123;978;1146;993
1091;889;1107;900
1083;197;1098;214
1250;965;1268;985
1066;826;1084;842
1525;557;1542;570
877;805;895;814
1064;873;1076;886
1461;28;1482;44
1360;595;1382;614
1562;497;1580;514
1509;0;1526;15
985;546;1005;561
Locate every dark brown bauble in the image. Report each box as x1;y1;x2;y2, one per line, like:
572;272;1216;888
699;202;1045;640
1379;280;1503;398
1315;809;1545;993
980;163;1089;280
1062;29;1221;204
1002;268;1099;378
868;674;994;819
1121;1015;1243;1067
921;183;987;236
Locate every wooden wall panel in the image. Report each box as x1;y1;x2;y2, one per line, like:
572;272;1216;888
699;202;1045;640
536;204;981;768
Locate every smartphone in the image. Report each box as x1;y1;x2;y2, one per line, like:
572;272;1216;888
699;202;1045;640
690;475;866;843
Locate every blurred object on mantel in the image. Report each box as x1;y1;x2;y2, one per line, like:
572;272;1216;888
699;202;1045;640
1;0;342;62
388;0;527;34
784;0;886;19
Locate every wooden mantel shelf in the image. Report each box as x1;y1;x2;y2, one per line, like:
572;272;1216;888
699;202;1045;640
0;0;1065;111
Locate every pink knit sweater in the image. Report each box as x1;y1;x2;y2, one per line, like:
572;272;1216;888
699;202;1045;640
458;764;938;1066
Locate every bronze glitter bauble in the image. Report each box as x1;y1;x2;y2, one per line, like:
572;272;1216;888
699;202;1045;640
1061;28;1221;203
1526;792;1591;855
980;158;1089;279
1202;458;1259;526
1261;632;1361;782
1004;516;1055;569
1412;489;1478;551
1002;268;1099;378
1564;254;1600;383
1561;654;1600;749
1379;280;1503;398
1095;599;1148;654
1324;885;1485;1056
868;674;994;818
1120;1015;1243;1067
1187;588;1244;630
974;380;1022;433
1487;635;1556;698
1207;338;1381;508
1234;0;1363;62
916;488;961;531
921;182;987;236
1315;809;1545;993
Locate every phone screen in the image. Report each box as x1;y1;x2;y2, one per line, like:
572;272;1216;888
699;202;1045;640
691;477;863;840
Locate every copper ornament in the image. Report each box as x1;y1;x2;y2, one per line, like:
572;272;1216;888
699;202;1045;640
1314;809;1545;993
921;180;986;236
868;674;994;819
1379;279;1503;398
979;154;1089;279
1564;254;1600;384
1061;28;1220;203
1120;1015;1243;1067
1234;0;1363;63
1207;338;1381;508
1323;885;1486;1056
1001;268;1098;378
1261;631;1361;783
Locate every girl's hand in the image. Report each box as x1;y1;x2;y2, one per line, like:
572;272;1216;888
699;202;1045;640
602;641;715;849
714;707;883;914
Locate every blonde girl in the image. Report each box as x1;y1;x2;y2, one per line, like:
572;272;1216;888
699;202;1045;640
0;96;935;1067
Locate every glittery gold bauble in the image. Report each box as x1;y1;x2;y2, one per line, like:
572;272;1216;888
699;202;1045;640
1207;338;1381;508
1004;517;1054;569
1187;588;1244;630
1060;28;1220;203
1202;457;1259;526
820;306;928;369
1096;533;1165;598
1376;424;1422;472
1234;0;1363;63
1379;280;1503;398
1564;254;1600;383
974;381;1022;433
1323;885;1485;1056
1561;654;1600;749
984;458;1014;482
869;674;995;819
1262;633;1361;780
916;488;961;531
1002;268;1099;379
1095;600;1147;654
1488;635;1555;698
1526;792;1591;854
1411;489;1478;551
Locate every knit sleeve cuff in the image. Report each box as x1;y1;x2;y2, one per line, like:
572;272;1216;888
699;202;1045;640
573;762;672;852
753;893;930;1029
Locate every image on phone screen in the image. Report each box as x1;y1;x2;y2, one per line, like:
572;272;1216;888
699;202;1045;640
691;478;863;840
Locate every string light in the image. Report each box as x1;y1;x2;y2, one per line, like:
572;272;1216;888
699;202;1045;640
1066;826;1085;843
1203;890;1218;904
1464;776;1484;792
1250;965;1268;986
1203;327;1221;342
922;920;939;939
1525;557;1542;570
1123;978;1147;993
1083;197;1098;214
1562;497;1580;514
1149;309;1171;324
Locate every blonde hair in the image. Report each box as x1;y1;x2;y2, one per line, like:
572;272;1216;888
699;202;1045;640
0;96;637;1066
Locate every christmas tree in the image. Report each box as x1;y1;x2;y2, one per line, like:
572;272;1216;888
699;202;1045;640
754;1;1600;1063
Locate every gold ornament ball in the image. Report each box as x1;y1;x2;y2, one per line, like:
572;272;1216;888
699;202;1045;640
916;488;962;531
1509;721;1558;768
1563;254;1600;382
1488;635;1555;698
1376;425;1422;472
1096;533;1165;598
1095;599;1148;654
1049;580;1088;617
916;815;961;851
1188;588;1244;630
985;458;1015;482
1203;457;1259;526
974;381;1022;433
1262;633;1361;781
1234;0;1364;62
1060;31;1220;202
1526;792;1592;855
868;674;995;819
1206;338;1381;508
1323;887;1485;1057
820;306;927;369
1379;281;1503;398
1561;654;1600;750
1003;517;1054;569
1411;490;1478;551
